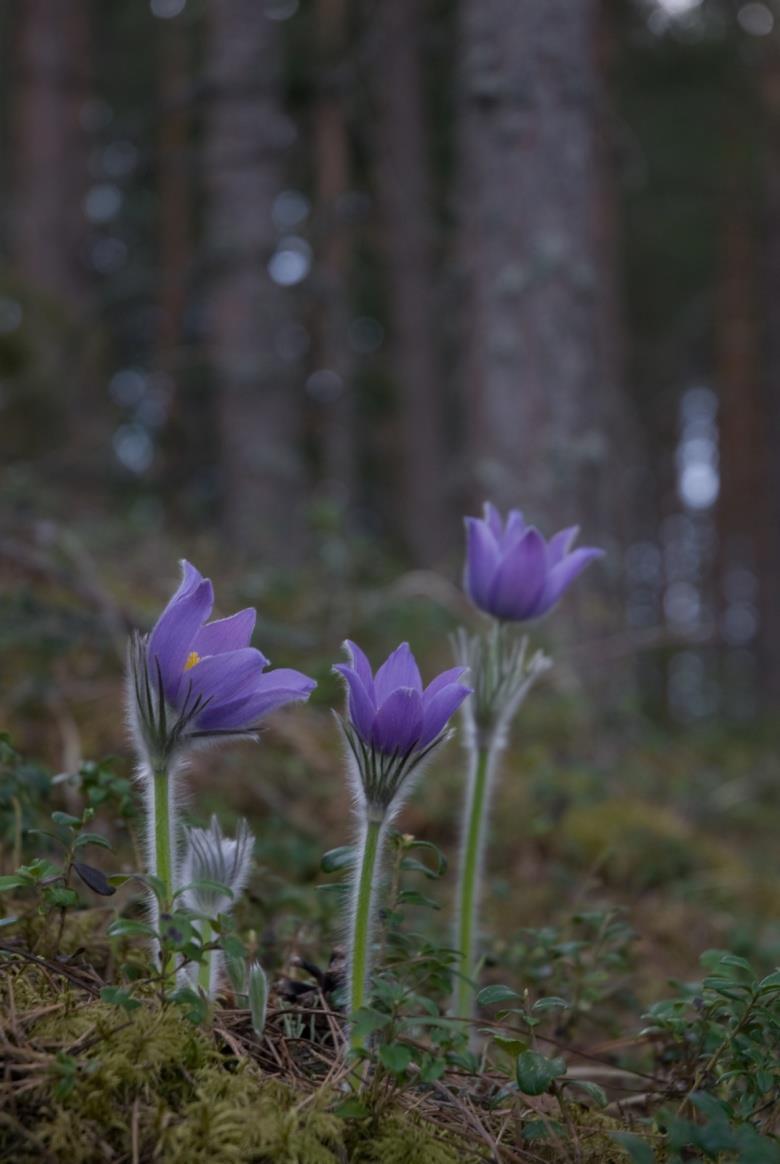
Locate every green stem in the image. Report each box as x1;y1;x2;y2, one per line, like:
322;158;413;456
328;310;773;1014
454;743;493;1021
153;767;175;978
349;816;383;1052
198;919;214;995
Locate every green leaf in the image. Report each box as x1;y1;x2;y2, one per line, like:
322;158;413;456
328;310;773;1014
397;889;440;910
477;984;520;1007
532;996;569;1013
379;1043;413;1075
100;986;141;1013
168;986;208;1025
403;839;447;877
19;859;60;882
51;811;82;828
0;873;33;891
515;1050;567;1096
399;856;441;880
349;1007;390;1041
73;862;116;896
333;1098;371;1119
74;832;113;852
565;1079;608;1107
107;918;156;938
43;886;79;909
492;1034;528;1058
758;970;780;992
610;1132;656;1164
320;845;355;873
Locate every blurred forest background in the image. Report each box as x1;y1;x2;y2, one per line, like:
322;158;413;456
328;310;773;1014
2;0;780;733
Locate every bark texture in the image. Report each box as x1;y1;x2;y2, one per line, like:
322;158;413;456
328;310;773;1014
375;0;449;563
457;0;623;550
204;0;305;557
13;0;90;305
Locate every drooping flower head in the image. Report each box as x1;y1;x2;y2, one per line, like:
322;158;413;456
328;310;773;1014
333;640;471;817
465;503;604;622
129;560;316;768
181;815;255;918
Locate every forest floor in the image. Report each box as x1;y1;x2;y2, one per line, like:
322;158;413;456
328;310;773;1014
1;539;778;1162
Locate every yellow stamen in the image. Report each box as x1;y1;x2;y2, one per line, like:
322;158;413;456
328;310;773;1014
184;651;201;671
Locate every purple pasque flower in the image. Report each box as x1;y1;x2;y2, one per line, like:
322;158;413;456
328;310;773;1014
129;560;315;767
334;641;471;816
465;503;604;622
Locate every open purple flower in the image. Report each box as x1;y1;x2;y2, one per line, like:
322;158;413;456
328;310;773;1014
335;641;471;757
130;560;316;767
333;641;471;817
465;503;604;622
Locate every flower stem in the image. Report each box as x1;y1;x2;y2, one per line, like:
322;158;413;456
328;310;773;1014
349;816;383;1052
198;919;214;995
152;767;176;977
454;740;498;1022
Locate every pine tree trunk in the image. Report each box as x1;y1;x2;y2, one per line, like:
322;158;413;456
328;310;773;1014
204;0;306;559
374;0;449;564
758;41;780;702
313;0;356;517
456;0;624;555
13;0;90;306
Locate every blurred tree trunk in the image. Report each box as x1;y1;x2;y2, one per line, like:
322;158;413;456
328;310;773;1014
374;0;449;564
10;0;110;499
204;0;306;559
456;0;625;561
759;42;780;702
12;0;89;305
157;15;196;505
716;154;764;715
313;0;356;518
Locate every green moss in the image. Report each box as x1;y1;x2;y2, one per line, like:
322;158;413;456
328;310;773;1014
350;1114;479;1164
560;798;720;890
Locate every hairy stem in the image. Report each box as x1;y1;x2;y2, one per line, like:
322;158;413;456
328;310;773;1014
198;919;215;995
152;767;176;977
454;739;501;1022
349;816;383;1052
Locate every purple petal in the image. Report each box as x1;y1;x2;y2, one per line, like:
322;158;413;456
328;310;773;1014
546;526;579;567
197;668;316;731
333;664;376;742
418;683;472;748
148;561;214;703
342;640;375;698
193;608;258;658
464;517;501;611
185;647;270;706
371;688;424;754
423;666;469;702
482;502;504;539
488;527;548;620
501;509;527;549
535;547;604;616
374;642;422;703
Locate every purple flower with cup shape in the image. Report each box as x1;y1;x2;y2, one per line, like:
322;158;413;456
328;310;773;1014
127;560;315;969
334;640;471;820
333;641;471;1051
465;503;604;622
453;504;603;1027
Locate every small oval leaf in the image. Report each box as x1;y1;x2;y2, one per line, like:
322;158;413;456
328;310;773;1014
73;862;116;897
